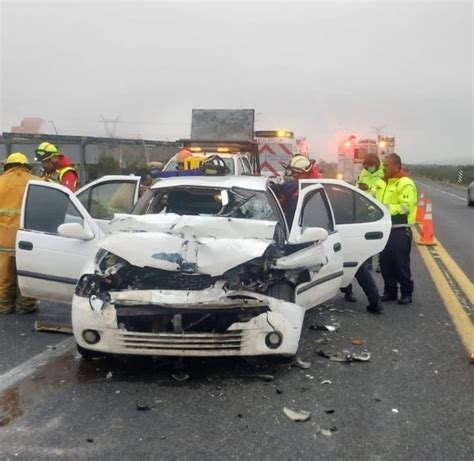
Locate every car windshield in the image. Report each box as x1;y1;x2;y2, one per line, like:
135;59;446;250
164;157;235;174
132;186;279;221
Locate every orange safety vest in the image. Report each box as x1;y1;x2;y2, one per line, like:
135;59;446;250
0;167;39;255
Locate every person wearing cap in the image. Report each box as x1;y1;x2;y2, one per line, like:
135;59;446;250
0;153;39;314
35;142;79;192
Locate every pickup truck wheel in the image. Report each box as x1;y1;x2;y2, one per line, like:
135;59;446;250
77;344;104;360
267;283;295;303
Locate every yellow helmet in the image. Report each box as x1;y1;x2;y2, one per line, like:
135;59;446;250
4;152;31;171
35;141;59;161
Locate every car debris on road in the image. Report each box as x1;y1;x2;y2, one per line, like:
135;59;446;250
283;407;311;422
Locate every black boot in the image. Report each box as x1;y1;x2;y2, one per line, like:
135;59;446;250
398;296;412;305
366;303;383;314
344;293;357;302
381;294;398;302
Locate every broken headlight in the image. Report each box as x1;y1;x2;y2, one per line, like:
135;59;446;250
95;249;129;276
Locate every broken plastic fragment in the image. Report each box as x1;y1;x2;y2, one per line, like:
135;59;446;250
321;380;332;385
171;372;190;382
392;408;399;414
319;429;332;436
314;338;332;345
239;374;274;382
283;407;311;422
329;351;353;363
311;324;340;332
352;352;371;362
136;403;150;411
293;357;312;369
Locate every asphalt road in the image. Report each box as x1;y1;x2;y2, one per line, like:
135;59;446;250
0;182;472;460
415;178;473;280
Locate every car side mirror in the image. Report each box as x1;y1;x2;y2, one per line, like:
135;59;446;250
297;227;328;244
57;223;94;240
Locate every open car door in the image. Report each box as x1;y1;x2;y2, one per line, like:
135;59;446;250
76;175;141;232
286;184;344;309
16;181;101;304
300;179;391;287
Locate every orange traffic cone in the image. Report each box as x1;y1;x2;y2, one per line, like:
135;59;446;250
417;199;437;246
416;192;425;223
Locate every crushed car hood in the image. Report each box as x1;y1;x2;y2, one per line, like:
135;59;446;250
101;214;278;277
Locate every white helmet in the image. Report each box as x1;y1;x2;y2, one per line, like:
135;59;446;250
289;155;312;173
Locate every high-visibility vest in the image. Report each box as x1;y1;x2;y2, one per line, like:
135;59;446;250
374;175;417;226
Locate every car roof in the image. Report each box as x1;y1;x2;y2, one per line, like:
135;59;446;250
150;175;270;191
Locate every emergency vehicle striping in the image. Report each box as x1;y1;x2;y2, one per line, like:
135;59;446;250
414;227;474;353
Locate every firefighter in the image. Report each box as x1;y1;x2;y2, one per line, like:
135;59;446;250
374;153;417;305
0;153;38;314
35;142;79;192
357;153;384;194
278;155;320;224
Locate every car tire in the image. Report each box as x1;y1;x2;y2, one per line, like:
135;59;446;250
266;283;295;302
468;192;474;207
77;344;104;360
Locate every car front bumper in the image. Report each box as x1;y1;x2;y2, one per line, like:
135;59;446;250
72;289;305;357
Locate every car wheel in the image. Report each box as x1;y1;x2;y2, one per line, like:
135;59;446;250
266;283;295;302
77;344;104;360
468;192;474;207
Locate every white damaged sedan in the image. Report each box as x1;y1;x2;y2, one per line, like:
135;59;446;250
16;175;390;359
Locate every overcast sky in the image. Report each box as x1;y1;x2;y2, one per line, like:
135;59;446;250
1;0;472;163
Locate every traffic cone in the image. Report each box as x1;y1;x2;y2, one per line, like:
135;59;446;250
417;199;437;246
416;193;425;223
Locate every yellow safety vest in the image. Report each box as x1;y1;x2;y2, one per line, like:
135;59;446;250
374;175;418;227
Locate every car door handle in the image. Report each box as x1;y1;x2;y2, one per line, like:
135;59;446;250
333;243;342;252
365;232;383;240
18;241;33;251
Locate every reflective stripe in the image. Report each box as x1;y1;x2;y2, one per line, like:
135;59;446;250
0;246;15;254
58;166;77;181
0;208;21;217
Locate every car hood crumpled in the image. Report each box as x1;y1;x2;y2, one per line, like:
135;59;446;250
100;214;278;277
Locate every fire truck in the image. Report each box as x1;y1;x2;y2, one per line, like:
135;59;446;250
337;135;395;184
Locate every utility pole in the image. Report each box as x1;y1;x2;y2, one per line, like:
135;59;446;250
100;115;120;138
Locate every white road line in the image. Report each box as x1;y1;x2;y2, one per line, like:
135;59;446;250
416;180;466;201
0;338;75;394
